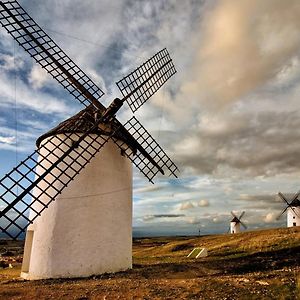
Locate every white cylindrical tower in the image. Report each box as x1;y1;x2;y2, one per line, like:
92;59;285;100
230;221;241;234
287;206;300;227
21;107;133;280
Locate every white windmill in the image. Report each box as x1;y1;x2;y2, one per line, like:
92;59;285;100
0;1;178;280
277;192;300;227
229;211;247;234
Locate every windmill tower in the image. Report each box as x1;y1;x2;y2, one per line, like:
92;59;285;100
277;192;300;227
229;211;247;234
0;1;178;280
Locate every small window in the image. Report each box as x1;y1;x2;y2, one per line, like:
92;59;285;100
293;222;296;227
293;216;295;219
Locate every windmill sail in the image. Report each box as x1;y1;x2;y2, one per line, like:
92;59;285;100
230;211;247;230
277;191;300;219
0;0;105;109
0;107;113;239
0;1;179;240
240;220;247;229
116;48;176;113
112;116;179;183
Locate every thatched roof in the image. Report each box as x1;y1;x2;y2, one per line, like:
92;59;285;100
231;216;240;223
291;198;300;207
36;105;127;147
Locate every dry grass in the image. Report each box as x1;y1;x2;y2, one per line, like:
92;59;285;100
133;226;300;262
0;227;299;299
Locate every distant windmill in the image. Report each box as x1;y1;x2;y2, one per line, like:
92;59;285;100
229;211;247;234
0;1;178;279
277;192;300;227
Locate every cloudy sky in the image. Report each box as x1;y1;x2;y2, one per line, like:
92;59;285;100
1;0;300;236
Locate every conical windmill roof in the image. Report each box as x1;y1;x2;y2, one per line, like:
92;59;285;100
290;198;300;207
231;216;240;223
36;105;127;147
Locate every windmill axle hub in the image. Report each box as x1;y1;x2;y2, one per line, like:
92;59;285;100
102;98;124;122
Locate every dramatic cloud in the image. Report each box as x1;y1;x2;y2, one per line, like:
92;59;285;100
180;201;195;210
0;53;24;71
0;135;15;145
187;217;201;225
264;212;278;223
29;65;51;90
238;194;276;202
0;72;73;116
175;109;300;178
198;199;209;207
181;0;300;108
0;124;44;153
0;0;298;236
134;185;163;194
170;0;300;180
143;214;185;222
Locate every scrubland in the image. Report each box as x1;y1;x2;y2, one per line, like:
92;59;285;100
0;227;299;299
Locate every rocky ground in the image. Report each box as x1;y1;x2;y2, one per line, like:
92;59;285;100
0;227;299;299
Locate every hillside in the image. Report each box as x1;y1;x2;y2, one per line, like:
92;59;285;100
0;227;299;299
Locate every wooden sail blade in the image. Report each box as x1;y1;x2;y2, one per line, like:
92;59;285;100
290;191;300;204
0;0;105;111
231;211;237;218
116;48;176;113
276;207;288;220
112;116;179;183
278;192;290;205
0;108;111;239
239;211;245;220
240;220;247;229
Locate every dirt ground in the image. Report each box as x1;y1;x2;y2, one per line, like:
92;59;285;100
0;227;299;299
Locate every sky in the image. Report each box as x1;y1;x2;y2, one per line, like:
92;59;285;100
1;0;300;237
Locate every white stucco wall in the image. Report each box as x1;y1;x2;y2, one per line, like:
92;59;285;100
287;207;300;227
230;222;241;234
21;134;132;280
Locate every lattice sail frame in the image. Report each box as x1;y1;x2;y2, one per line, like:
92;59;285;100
0;0;105;109
0;0;178;182
116;48;176;113
112;116;179;183
277;191;300;219
0;109;114;239
0;0;179;239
